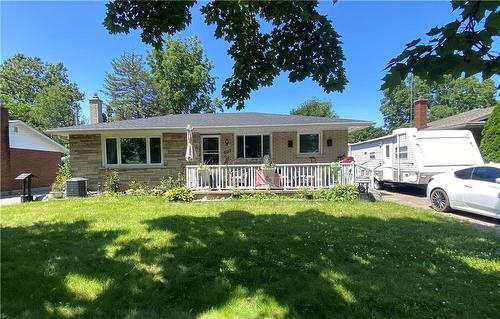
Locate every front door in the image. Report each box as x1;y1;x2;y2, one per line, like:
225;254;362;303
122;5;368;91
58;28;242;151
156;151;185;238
382;143;393;181
202;136;220;165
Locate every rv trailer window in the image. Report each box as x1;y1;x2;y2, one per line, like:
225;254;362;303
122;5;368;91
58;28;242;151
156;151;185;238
369;152;375;160
385;145;390;158
399;146;408;159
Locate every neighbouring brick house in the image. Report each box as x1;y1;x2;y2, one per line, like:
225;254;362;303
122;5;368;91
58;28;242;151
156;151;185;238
0;107;68;193
47;95;373;190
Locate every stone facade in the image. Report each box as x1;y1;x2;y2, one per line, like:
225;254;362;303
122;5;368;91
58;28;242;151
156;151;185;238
69;129;348;190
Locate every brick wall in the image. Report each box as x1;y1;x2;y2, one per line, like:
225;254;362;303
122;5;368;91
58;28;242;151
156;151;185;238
69;129;348;190
0;106;11;192
9;148;62;190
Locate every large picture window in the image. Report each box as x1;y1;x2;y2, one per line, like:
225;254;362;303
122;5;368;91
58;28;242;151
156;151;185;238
299;133;320;154
104;137;162;166
236;135;270;159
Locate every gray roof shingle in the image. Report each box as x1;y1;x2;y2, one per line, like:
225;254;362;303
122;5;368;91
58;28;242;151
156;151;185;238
424;107;494;130
47;112;373;134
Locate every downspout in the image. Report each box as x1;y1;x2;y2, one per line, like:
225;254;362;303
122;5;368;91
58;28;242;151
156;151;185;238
397;134;401;182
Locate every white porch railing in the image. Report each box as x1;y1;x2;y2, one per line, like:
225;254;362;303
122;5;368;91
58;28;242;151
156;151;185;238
186;163;373;191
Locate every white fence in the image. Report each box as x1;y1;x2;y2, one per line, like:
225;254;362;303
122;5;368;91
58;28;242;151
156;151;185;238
186;163;373;191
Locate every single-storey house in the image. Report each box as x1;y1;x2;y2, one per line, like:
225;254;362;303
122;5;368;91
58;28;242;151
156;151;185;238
47;95;373;190
422;106;494;146
1;107;68;193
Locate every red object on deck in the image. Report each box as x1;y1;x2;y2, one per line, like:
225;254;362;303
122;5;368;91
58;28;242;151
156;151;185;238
340;156;354;163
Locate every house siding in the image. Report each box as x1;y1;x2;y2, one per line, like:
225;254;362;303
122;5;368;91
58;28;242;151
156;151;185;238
69;129;348;190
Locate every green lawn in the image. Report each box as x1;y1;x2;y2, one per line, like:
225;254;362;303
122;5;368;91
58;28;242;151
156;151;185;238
1;197;499;319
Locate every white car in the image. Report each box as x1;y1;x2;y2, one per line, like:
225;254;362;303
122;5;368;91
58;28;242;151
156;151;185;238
427;164;500;219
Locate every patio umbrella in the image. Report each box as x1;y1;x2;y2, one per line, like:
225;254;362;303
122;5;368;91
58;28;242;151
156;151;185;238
185;124;196;162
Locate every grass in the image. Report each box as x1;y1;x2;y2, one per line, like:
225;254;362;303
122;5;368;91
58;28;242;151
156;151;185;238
1;196;499;318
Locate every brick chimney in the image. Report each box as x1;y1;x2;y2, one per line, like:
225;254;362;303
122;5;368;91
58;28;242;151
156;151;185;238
414;97;428;130
0;106;12;192
89;93;103;124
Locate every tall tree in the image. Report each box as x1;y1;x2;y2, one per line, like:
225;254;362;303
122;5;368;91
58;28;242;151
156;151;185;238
348;127;386;144
103;52;160;120
291;98;338;118
480;105;500;163
104;1;346;109
0;53;83;130
148;36;220;114
383;1;499;91
380;75;496;131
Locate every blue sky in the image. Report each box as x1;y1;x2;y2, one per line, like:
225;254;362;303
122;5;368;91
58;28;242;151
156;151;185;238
2;1;465;125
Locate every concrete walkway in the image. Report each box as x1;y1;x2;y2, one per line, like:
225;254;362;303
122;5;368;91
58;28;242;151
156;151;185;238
0;188;51;206
379;186;499;232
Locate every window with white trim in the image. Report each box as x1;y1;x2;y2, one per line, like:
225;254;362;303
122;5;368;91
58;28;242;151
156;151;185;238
236;135;270;159
369;152;375;160
396;146;408;159
298;133;320;154
104;137;162;166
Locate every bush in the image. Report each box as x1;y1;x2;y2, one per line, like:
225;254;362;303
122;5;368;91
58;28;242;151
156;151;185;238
151;174;185;196
314;185;358;202
241;191;279;200
51;161;71;192
125;180;150;196
104;170;120;193
481;105;500;162
164;187;195;202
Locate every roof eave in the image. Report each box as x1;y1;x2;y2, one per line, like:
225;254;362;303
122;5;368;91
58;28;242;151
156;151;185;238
46;121;375;136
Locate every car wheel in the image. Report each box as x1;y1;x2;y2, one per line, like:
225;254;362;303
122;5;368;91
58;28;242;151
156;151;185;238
373;179;384;190
430;188;450;212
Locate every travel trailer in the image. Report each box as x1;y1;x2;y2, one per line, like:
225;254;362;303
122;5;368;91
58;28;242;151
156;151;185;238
348;128;484;189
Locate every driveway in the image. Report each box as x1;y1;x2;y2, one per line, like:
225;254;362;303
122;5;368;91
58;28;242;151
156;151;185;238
0;188;51;206
378;186;499;232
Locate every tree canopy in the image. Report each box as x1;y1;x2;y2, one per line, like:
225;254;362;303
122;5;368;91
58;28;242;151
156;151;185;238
290;98;338;118
104;1;346;110
383;1;499;90
348;127;386;144
102;52;160;120
480;105;500;162
380;75;496;132
0;53;83;130
148;36;221;114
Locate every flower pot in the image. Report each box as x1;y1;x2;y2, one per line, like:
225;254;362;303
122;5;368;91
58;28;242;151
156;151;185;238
199;169;211;188
50;191;64;199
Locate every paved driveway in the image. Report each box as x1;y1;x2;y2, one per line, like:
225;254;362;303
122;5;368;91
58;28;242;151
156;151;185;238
0;188;51;206
379;186;499;232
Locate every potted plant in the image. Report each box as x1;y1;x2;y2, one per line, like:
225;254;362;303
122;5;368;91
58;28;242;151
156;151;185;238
329;162;341;183
50;161;71;199
198;162;211;187
50;182;64;199
261;155;276;185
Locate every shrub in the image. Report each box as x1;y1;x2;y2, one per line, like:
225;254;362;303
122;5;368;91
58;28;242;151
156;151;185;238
125;180;150;196
314;185;358;202
230;189;243;199
151;174;185;196
51;161;71;192
481;105;500;162
242;191;279;200
164;187;195;202
104;170;120;193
